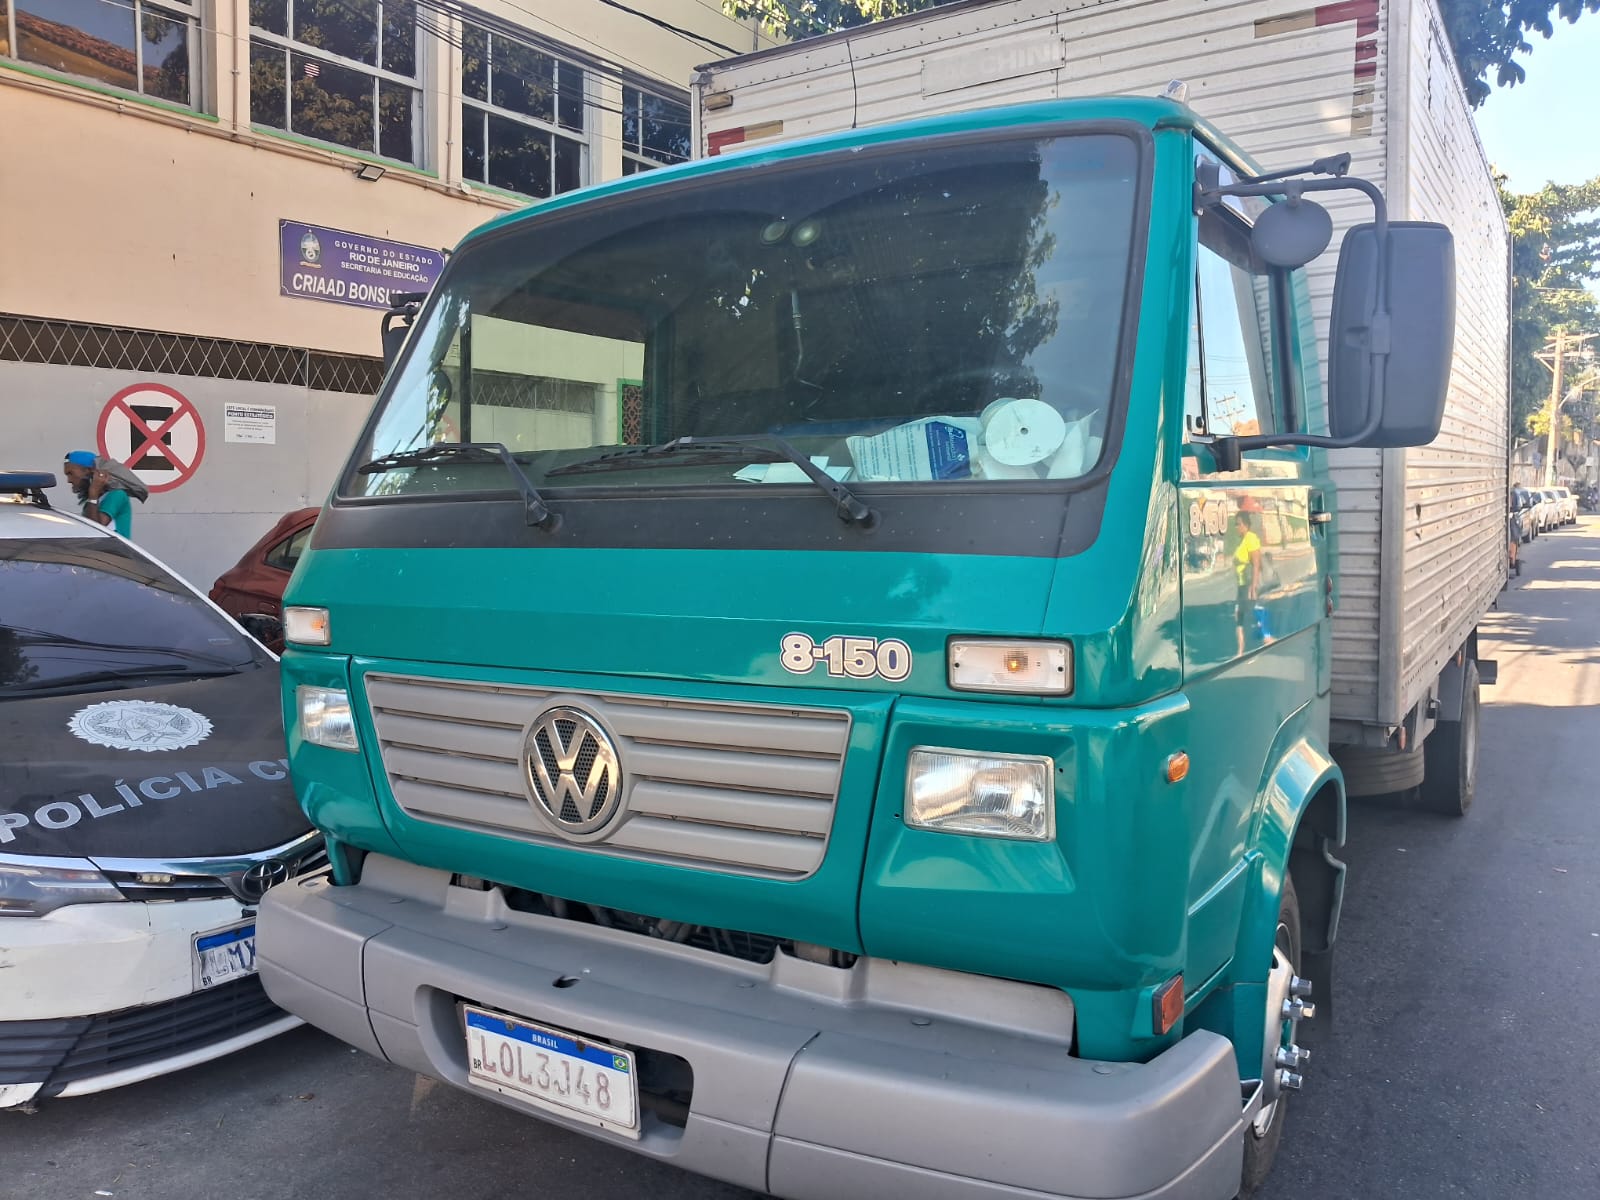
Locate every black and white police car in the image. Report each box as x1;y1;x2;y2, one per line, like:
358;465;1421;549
1;471;320;1110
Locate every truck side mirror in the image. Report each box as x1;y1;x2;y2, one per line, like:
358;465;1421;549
381;291;429;370
1328;221;1455;447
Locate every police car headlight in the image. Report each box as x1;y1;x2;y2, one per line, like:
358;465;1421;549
905;749;1055;841
0;857;124;917
298;686;359;752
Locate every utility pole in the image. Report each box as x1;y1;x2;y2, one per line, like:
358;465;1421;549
1545;330;1566;486
1539;331;1598;486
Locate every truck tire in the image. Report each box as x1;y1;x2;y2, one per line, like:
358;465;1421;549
1420;660;1479;817
1239;874;1302;1199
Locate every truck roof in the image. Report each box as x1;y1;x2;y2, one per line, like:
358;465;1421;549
459;95;1247;252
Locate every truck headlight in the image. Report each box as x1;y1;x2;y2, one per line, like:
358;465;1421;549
905;748;1055;841
0;858;124;917
298;686;359;751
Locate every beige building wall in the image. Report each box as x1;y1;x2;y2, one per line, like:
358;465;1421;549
0;0;774;585
0;0;774;355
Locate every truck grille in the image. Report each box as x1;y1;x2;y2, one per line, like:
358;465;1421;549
365;674;851;879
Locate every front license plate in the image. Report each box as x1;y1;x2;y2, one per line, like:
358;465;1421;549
192;921;257;990
463;1005;640;1138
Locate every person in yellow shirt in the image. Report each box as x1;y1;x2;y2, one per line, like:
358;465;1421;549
1234;511;1262;654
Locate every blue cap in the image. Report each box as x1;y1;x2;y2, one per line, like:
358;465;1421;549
65;450;97;467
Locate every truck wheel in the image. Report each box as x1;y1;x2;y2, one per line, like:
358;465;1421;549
1240;875;1303;1198
1420;660;1480;817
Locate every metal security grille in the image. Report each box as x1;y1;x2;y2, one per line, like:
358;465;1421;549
471;370;599;414
365;674;852;879
0;313;384;395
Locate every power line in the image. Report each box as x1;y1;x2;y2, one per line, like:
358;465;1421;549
592;0;739;56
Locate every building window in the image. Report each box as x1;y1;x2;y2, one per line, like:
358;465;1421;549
249;0;419;164
621;83;689;175
460;17;586;198
5;0;196;107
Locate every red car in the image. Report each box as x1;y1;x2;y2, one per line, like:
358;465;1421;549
209;508;319;651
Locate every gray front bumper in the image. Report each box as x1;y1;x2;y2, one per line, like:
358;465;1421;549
258;855;1247;1200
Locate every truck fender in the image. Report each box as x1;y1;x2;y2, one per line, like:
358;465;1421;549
1239;738;1346;972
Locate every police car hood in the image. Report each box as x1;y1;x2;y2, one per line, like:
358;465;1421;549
0;665;309;860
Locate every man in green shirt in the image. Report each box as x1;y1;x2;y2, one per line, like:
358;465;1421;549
63;451;134;538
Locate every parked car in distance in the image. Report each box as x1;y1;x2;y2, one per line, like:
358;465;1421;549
1510;488;1540;542
1530;488;1555;533
1551;487;1579;526
209;508;319;652
1;471;322;1112
1509;488;1538;544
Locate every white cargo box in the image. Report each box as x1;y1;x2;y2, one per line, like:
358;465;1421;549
693;0;1510;740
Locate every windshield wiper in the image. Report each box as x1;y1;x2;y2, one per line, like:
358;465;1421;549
356;442;558;530
1;663;243;698
7;630;244;671
549;434;876;527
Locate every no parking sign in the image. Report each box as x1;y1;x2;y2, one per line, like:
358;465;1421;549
96;383;206;493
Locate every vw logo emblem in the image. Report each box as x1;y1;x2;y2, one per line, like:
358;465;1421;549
238;859;292;902
524;706;624;838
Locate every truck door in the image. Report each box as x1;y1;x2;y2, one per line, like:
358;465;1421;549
1176;175;1333;974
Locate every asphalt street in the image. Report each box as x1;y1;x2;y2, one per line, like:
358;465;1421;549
4;520;1596;1200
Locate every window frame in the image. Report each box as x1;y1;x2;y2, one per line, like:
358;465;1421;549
621;79;690;175
458;15;590;199
4;0;202;110
1185;159;1307;452
248;0;422;165
264;524;313;572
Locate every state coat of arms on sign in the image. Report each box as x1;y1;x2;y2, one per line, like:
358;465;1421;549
68;700;214;753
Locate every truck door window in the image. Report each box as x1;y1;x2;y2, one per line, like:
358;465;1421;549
1187;215;1280;440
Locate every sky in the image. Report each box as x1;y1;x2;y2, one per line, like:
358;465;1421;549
1472;14;1600;299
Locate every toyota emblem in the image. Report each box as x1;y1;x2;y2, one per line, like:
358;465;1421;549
524;706;624;838
238;858;293;902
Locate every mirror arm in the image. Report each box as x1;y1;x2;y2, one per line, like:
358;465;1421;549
1194;174;1394;470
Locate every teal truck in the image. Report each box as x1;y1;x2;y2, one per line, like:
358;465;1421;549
259;88;1478;1198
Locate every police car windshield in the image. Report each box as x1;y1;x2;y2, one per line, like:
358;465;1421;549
0;538;258;695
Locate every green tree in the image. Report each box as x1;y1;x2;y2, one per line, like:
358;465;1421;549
1502;175;1600;435
1440;0;1598;106
722;0;927;39
726;0;1596;108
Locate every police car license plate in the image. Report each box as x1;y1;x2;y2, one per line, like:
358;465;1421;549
192;921;257;990
463;1004;640;1138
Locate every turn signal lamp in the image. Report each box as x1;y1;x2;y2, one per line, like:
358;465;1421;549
285;606;331;646
948;639;1072;695
1154;975;1185;1035
1166;752;1190;783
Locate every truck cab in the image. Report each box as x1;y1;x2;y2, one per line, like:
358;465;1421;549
259;97;1451;1200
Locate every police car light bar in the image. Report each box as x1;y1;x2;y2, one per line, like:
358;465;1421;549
0;470;57;507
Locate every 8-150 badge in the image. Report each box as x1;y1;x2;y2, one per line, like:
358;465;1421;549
780;632;912;681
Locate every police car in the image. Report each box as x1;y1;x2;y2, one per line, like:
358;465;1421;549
0;471;320;1110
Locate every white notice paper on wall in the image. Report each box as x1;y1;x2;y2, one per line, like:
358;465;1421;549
224;404;277;445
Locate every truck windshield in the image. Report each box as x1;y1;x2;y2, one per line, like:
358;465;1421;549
349;132;1141;499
